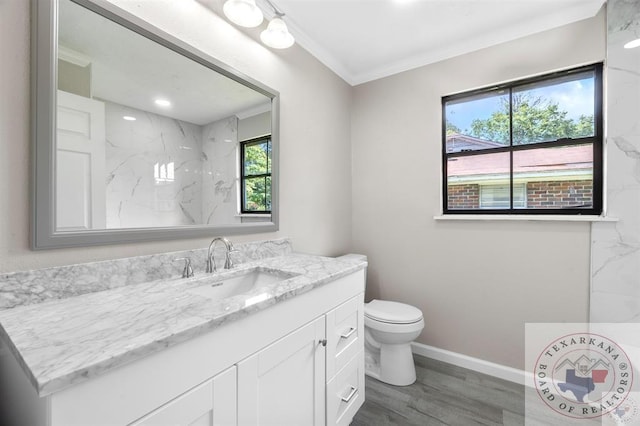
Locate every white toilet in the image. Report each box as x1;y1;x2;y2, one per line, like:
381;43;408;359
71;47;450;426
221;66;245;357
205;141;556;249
338;254;424;387
364;299;424;386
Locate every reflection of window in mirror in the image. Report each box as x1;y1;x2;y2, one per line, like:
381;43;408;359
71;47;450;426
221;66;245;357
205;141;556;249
240;136;272;214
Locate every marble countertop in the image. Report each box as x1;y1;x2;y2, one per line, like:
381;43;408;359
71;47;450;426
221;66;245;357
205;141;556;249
0;253;366;397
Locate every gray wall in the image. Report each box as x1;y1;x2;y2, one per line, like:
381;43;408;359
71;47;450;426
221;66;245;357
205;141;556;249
58;59;91;97
0;0;352;272
351;11;605;370
239;112;271;141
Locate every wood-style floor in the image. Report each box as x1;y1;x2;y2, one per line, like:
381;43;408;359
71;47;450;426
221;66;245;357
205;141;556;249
351;354;603;426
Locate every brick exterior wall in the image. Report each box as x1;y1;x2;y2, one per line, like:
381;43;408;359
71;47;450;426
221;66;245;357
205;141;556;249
448;179;592;209
448;184;479;209
526;180;593;208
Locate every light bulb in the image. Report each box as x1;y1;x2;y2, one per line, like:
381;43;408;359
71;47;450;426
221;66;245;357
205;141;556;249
260;17;295;49
223;0;263;28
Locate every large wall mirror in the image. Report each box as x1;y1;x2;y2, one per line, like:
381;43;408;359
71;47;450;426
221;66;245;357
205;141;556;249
32;0;279;249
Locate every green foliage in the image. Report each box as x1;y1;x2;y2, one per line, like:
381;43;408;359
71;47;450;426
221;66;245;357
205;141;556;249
243;140;271;212
446;121;462;136
468;94;593;144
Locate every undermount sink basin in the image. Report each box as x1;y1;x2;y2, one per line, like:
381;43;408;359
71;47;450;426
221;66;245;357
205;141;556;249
186;268;296;300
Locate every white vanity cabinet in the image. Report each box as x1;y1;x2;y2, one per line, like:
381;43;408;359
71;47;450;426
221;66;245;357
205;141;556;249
2;268;365;426
325;294;366;426
130;366;237;426
237;317;326;425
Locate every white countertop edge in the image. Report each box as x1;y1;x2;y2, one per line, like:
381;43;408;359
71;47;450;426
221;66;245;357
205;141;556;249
433;214;619;222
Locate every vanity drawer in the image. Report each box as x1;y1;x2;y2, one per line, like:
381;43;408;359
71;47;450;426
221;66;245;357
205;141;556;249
327;350;365;426
325;293;364;379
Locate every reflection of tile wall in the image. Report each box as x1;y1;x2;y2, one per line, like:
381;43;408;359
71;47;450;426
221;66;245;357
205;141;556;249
103;103;241;228
104;102;203;228
202;117;241;225
590;0;640;322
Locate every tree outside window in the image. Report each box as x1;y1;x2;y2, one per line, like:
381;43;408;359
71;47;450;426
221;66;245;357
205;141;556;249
241;137;271;213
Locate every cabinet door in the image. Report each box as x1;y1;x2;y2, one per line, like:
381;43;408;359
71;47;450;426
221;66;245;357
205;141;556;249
130;366;236;426
237;317;326;426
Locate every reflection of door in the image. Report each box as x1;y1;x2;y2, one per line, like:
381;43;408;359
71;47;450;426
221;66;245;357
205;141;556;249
56;90;106;231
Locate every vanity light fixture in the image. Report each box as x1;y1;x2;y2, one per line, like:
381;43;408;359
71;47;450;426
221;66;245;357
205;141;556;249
260;14;295;49
154;98;171;107
260;0;294;49
624;38;640;49
223;0;264;28
123;116;137;121
221;0;295;49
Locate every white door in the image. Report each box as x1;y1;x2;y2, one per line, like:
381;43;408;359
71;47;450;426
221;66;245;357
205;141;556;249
56;90;106;231
129;366;237;426
237;317;326;426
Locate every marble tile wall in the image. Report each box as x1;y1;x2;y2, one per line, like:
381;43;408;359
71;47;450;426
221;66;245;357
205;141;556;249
104;102;241;228
202;116;241;225
104;101;204;228
0;238;292;310
590;0;640;322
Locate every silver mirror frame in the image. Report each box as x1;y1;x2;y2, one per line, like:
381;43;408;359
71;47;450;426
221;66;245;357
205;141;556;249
31;0;279;249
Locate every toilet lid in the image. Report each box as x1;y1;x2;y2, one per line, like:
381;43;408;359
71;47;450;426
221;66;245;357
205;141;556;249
365;299;423;324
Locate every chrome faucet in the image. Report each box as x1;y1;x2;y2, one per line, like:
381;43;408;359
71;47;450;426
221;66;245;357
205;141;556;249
206;237;235;273
175;257;194;278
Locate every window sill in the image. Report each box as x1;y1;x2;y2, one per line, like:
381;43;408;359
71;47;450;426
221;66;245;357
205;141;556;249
433;214;618;222
235;213;271;218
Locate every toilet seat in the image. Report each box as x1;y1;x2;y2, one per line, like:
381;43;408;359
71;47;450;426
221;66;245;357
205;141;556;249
365;299;423;324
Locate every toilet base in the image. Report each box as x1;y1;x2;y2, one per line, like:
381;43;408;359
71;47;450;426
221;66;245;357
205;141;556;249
365;339;416;386
379;343;416;386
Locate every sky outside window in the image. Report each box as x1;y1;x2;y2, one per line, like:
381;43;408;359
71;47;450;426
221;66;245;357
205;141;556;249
445;74;595;143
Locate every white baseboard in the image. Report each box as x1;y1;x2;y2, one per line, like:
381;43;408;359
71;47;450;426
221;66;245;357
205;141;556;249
411;342;533;386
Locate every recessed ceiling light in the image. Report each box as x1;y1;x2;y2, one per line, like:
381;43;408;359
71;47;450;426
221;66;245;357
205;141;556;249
154;99;171;107
624;38;640;49
123;116;136;121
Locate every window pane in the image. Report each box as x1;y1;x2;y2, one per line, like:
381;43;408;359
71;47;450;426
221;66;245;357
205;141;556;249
265;176;271;210
513;144;593;209
512;71;595;145
244;141;268;176
267;140;272;174
244;176;269;211
447;152;510;210
480;184;525;209
445;91;509;153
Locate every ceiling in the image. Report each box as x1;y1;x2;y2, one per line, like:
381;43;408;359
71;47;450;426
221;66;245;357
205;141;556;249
202;0;605;86
59;0;270;125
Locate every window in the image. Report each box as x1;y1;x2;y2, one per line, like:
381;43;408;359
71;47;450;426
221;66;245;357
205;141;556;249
442;63;603;215
480;184;525;209
240;136;271;213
